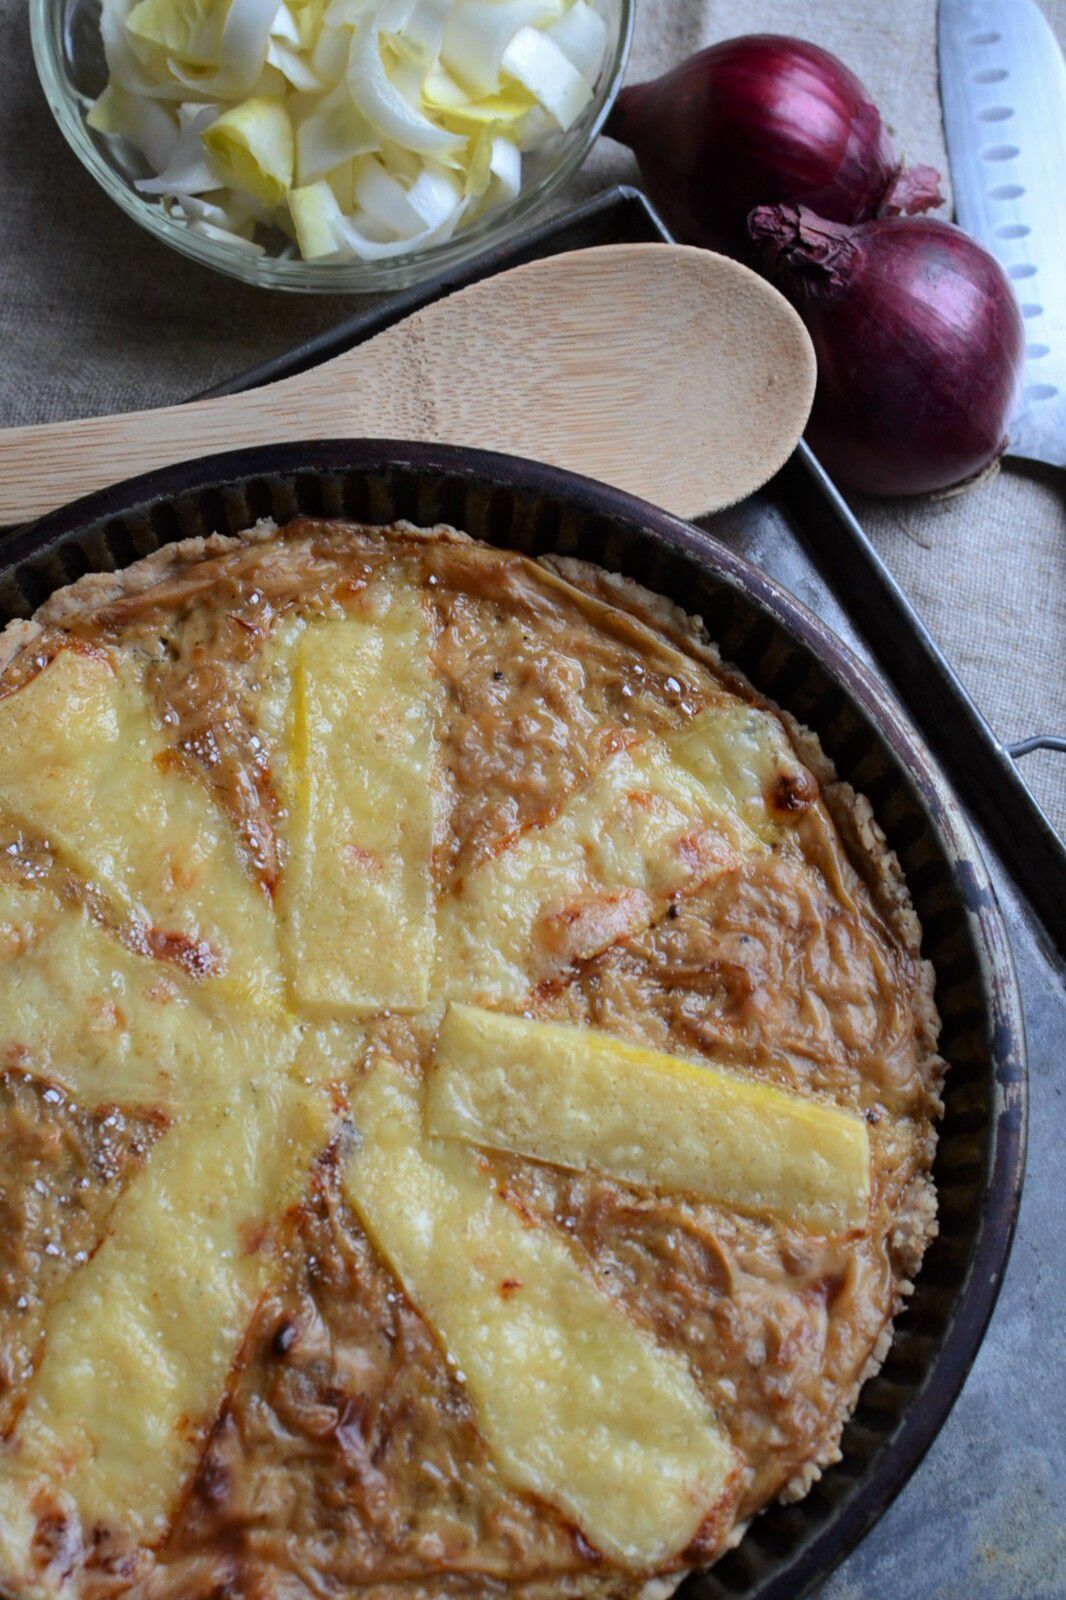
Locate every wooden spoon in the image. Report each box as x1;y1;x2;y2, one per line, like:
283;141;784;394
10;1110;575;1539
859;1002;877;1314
0;244;815;527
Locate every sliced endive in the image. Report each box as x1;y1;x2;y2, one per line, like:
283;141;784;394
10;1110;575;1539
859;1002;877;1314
88;81;179;170
133;101;222;194
441;0;556;97
546;0;606;77
289;177;345;255
124;0;224;66
202;94;294;202
348;14;465;154
294;80;379;183
88;0;608;260
500;24;592;129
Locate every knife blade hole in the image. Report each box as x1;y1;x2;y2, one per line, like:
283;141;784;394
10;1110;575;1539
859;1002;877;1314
995;224;1030;239
978;106;1013;121
1023;384;1058;402
1009;263;1037;279
982;145;1020;161
973;67;1008;83
988;183;1024;199
1025;345;1050;360
1020;304;1043;318
968;30;1001;44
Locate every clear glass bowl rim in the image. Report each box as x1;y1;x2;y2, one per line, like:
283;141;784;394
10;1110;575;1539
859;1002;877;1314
29;0;634;293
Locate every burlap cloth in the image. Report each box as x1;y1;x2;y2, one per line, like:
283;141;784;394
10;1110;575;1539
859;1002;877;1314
1;0;1063;839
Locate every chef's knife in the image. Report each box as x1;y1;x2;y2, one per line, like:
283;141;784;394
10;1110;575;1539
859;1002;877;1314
938;0;1066;467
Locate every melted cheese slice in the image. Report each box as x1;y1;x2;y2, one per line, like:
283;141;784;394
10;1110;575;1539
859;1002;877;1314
344;1051;736;1567
436;715;776;1005
0;1070;333;1570
278;595;441;1015
0;648;280;1006
293;1016;370;1088
669;703;810;847
428;1006;871;1233
0;879;280;1105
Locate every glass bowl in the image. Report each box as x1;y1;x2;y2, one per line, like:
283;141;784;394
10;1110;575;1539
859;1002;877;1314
30;0;633;292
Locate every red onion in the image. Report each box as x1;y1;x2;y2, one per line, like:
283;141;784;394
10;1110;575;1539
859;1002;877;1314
604;35;942;259
748;205;1024;495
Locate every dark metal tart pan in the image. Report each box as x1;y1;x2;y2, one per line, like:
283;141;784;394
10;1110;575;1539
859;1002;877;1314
0;440;1026;1600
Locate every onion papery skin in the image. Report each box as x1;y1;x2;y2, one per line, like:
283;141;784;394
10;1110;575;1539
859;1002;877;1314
604;35;942;260
749;204;1025;496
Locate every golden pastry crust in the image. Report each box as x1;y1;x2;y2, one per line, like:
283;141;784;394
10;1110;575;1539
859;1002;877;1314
0;519;944;1600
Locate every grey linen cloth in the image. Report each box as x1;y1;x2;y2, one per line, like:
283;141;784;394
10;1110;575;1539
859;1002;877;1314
0;0;1063;842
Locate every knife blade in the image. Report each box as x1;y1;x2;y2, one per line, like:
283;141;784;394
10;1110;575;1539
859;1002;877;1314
938;0;1066;467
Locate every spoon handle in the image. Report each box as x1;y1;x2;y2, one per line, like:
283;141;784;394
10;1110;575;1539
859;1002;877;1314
0;385;384;528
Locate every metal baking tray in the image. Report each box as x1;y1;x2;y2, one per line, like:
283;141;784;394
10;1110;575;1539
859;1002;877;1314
0;186;1057;1599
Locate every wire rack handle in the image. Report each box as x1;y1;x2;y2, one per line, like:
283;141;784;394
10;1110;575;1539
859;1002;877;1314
1008;734;1066;759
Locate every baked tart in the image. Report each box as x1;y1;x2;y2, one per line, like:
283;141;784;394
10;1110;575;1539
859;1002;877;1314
0;519;945;1599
